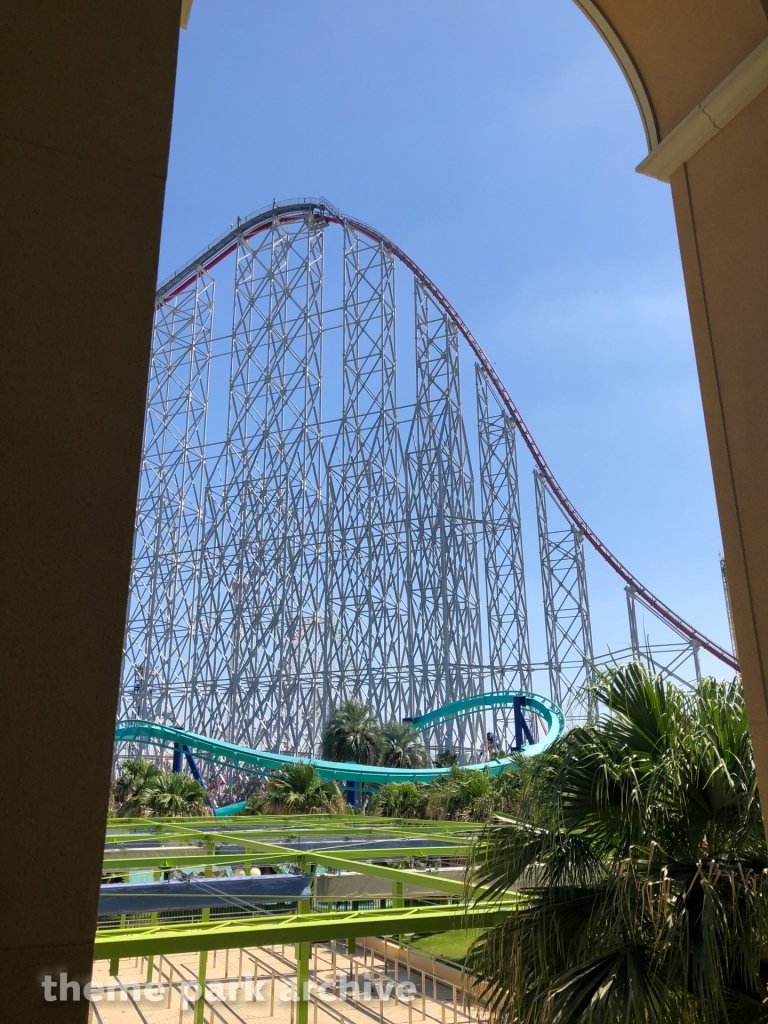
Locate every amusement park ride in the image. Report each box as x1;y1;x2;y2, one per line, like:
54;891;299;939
98;200;742;1023
116;198;738;774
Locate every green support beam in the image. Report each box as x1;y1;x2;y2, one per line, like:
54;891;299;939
194;864;213;1023
139;826;473;874
393;877;405;946
393;880;404;908
95;901;515;960
195;949;208;1024
297;941;310;1024
103;817;483;838
309;844;471;860
102;852;277;872
312;852;474;897
102;844;471;874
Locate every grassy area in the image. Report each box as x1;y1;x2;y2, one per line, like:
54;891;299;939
409;928;487;965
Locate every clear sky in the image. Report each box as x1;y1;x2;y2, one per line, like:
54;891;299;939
159;0;732;668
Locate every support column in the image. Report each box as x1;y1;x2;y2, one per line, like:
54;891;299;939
194;863;213;1023
670;86;768;824
146;870;161;982
0;2;181;1019
296;942;311;1024
393;878;405;946
195;951;208;1024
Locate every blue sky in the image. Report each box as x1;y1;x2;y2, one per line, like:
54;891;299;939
160;0;732;665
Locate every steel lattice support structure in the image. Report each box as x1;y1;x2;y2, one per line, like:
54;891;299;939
209;213;326;754
121;270;214;734
535;471;595;721
122;215;487;761
626;586;702;685
118;199;738;768
476;365;531;691
405;281;484;755
476;365;532;746
324;224;402;725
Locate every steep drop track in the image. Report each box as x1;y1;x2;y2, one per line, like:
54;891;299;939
157;198;737;675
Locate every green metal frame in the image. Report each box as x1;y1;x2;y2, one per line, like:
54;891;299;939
104;816;479;877
102;847;472;873
98;813;517;1024
105;815;485;834
95;900;515;958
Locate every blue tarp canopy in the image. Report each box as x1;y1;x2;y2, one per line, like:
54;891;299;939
99;874;311;916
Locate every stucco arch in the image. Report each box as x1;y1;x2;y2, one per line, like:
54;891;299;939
573;1;659;148
2;3;768;1018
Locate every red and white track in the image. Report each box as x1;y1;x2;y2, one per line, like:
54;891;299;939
157;197;738;674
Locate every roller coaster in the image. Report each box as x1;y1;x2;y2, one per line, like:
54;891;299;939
101;199;738;1024
118;197;737;770
116;689;565;813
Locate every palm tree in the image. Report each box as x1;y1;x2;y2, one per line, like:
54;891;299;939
266;763;345;814
434;750;459;768
112;758;163;817
242;780;269;815
380;721;428;769
370;781;429;818
467;663;768;1024
427;765;498;822
321;699;382;765
243;790;267;814
145;772;210;817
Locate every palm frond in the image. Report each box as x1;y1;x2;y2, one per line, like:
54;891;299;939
468;663;768;1024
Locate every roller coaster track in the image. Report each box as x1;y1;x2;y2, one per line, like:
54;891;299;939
156;197;737;675
116;689;565;803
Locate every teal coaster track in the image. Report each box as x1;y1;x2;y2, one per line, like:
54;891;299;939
115;690;565;815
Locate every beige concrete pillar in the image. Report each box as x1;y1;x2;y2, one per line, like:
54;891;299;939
575;0;768;818
670;87;768;800
0;2;180;1018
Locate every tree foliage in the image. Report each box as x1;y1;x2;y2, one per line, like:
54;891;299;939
144;772;209;817
380;721;428;769
112;758;164;817
321;698;382;765
427;765;498;822
246;763;346;815
434;750;459;768
467;663;768;1024
369;781;429;818
112;759;210;817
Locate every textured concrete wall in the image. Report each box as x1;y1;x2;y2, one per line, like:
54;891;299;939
0;2;180;1019
575;0;768;823
670;87;768;809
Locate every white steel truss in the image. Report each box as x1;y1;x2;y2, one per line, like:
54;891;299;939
476;365;532;747
121;270;214;732
119;202;731;768
194;214;326;754
405;281;484;756
324;225;403;727
626;586;702;686
476;365;531;691
535;471;595;722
